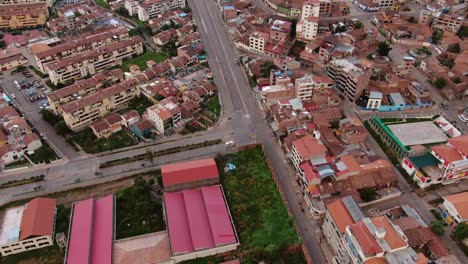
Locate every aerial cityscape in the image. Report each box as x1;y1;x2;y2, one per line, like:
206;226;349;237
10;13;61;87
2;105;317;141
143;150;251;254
0;0;466;263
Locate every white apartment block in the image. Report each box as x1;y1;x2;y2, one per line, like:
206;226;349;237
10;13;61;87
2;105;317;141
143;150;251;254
147;102;181;134
137;0;185;21
432;13;464;33
46;36;144;85
32;27;130;73
327;59;370;101
322;196;365;264
0;0;53;7
302;16;319;40
61;81;141;131
124;0;140;16
301;0;320;20
249;32;269;54
294;74;333;101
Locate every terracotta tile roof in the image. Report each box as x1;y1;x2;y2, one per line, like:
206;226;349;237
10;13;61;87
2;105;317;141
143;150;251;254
443;192;468;219
19;198;56;241
292;135;327;159
326;199;355;233
134;119;153;132
364;258;387;264
448;134;468;157
350;221;383;256
404;227;449;258
432;144;463;163
371;216;407;250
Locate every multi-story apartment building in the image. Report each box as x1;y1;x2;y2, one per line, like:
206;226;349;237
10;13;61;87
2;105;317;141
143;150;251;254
147;100;182;134
47;69;124;115
340;216;416;264
439;192;468;228
45;36;144;85
0;198;56;256
249;32;269;53
432;13;464;33
430;135;468;183
301;16;319;40
301;0;320;20
0;0;53;7
294;74;333;101
60;79;141;131
0;48;27;71
319;0;332;15
31;27;130;73
327;59;371;101
124;0;140;16
322;196;365;263
291;134;328;173
0;3;48;29
270;20;292;42
137;0;185;21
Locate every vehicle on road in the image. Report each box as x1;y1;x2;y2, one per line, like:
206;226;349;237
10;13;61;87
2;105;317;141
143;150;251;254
11;93;16;99
234;58;237;63
441;102;448;110
458;108;468;123
225;140;235;148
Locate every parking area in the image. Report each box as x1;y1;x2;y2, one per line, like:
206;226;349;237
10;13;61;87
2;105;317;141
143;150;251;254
9;70;51;111
171;65;212;90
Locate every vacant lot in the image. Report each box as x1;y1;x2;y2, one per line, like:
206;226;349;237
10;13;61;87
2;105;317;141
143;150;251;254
72;129;137;153
115;176;165;239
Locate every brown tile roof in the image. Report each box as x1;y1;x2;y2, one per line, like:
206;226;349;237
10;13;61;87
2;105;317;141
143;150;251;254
19;197;56;241
371;216;407;250
404;227;449;258
292;135;327;159
448;134;468;157
432;144;463;163
326;199;355;233
443;192;468;219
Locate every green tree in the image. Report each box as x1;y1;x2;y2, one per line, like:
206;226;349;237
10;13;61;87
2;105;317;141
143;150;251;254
260;62;276;78
431;220;445;236
354;22;364;29
432;31;443;44
360;188;377;202
335;25;347;33
116;6;129;17
0;40;5;49
454;223;468;240
377;41;392;56
16;65;26;72
434;77;447;89
408;17;416;23
54;121;71;136
456;26;468;38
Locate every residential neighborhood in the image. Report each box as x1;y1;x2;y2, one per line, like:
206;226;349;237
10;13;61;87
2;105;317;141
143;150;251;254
0;0;467;263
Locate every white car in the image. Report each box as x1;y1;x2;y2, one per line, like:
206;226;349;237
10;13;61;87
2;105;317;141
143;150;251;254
225;140;235;147
458;108;468;123
11;93;16;99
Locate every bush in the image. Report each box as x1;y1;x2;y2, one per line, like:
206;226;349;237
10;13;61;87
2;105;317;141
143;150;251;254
360;188;377;202
454;222;468;241
434;77;447;89
431;220;445;236
377;41;392;56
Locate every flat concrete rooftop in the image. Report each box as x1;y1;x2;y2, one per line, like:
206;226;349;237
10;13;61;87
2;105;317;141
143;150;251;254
387;121;448;146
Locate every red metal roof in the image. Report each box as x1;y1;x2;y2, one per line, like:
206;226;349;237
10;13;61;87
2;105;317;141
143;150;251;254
164;185;237;256
161;158;219;187
67;198;94;264
91;196;114;264
19;197;56;241
66;195;114;264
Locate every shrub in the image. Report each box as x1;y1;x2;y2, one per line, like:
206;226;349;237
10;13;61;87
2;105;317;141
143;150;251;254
431;220;445;236
434;77;447;89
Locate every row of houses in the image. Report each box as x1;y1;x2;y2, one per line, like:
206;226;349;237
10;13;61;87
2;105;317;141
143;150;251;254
125;0;186;21
0;2;49;29
0;103;42;166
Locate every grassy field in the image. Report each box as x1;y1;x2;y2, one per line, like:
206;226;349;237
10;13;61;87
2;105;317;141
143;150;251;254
120;51;167;72
204;95;221;117
219;146;302;262
29;143;59;164
3;159;30;170
121;95;154;115
95;0;110;8
73;129;137;153
115;176;165;239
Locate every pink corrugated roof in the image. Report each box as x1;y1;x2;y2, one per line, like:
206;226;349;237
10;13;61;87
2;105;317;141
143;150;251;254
164;185;237;256
161;158;219;187
164;192;194;254
201;186;237;246
183;190;215;250
91;195;113;264
67;199;94;264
